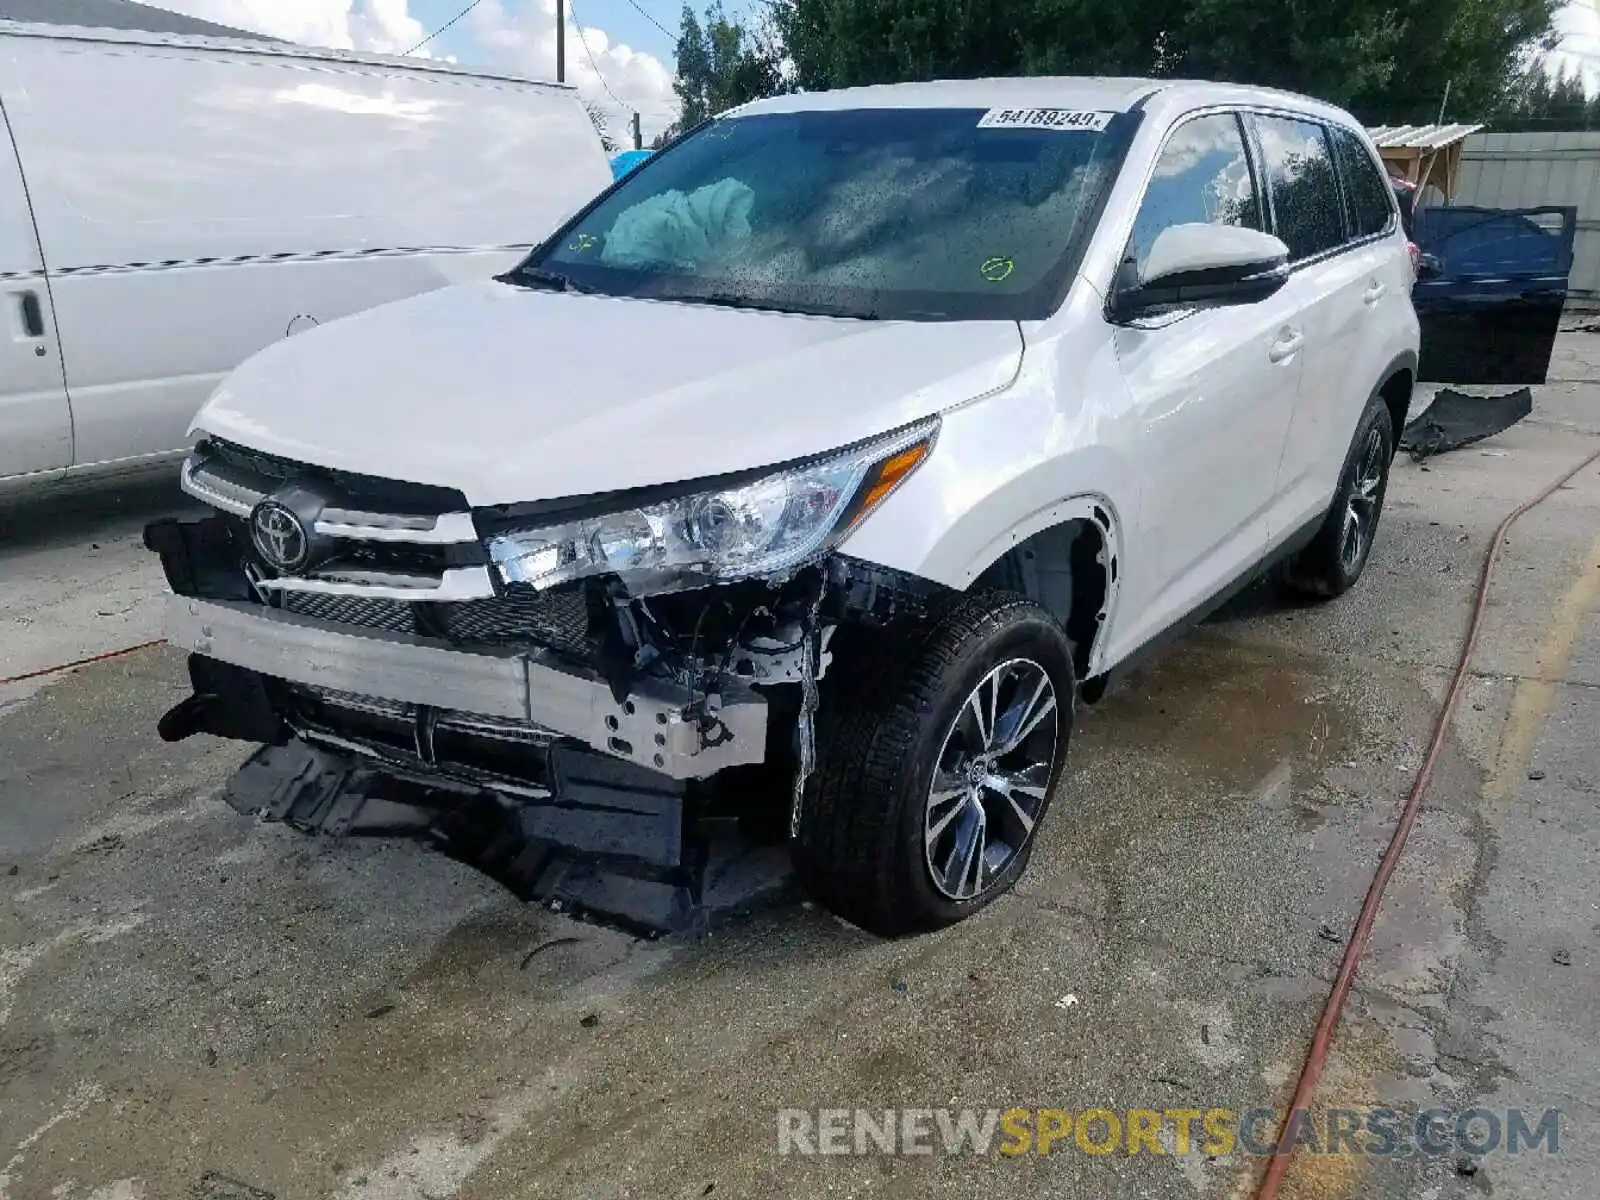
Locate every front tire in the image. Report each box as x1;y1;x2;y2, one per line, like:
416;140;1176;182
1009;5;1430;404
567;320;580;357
1282;392;1395;599
792;592;1074;936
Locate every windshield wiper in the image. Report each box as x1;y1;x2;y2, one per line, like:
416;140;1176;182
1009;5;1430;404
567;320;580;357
501;265;596;294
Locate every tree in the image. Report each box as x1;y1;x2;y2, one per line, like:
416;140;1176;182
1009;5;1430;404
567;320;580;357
1359;0;1558;123
768;0;1559;126
666;2;783;138
1494;62;1598;131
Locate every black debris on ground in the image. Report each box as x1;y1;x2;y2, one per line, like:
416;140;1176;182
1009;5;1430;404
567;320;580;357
1400;388;1534;461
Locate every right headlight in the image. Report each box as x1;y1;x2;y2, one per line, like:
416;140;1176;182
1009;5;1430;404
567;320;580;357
487;419;938;593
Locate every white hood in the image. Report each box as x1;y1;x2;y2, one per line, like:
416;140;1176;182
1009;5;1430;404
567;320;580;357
192;280;1023;507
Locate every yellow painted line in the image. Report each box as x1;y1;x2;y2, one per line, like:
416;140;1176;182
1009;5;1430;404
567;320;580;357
1483;527;1600;807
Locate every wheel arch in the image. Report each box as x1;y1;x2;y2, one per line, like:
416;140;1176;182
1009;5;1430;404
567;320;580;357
1375;350;1418;457
967;497;1122;686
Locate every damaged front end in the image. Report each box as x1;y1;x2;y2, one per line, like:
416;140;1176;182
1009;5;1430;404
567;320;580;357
145;431;942;931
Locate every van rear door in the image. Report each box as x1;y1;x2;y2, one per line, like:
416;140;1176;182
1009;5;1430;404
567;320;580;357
0;99;69;481
1413;204;1577;385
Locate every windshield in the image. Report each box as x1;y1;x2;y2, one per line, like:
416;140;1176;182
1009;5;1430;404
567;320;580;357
520;107;1135;321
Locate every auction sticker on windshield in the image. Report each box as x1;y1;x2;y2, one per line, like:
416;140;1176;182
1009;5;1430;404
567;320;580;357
976;108;1114;132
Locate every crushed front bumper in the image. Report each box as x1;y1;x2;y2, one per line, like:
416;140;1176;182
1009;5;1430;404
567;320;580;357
164;596;768;780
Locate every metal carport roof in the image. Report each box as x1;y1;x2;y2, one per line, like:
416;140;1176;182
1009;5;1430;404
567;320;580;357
1367;124;1485;151
1367;124;1486;203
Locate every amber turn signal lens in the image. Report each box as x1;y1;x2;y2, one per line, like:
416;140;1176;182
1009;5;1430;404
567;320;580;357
846;441;931;530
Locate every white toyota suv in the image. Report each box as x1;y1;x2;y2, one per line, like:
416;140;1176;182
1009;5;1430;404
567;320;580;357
148;78;1429;936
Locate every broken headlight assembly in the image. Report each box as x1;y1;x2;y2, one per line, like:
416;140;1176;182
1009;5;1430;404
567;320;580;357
486;419;937;593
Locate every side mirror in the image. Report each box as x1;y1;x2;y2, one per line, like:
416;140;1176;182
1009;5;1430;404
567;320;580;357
1113;224;1291;322
1416;251;1443;281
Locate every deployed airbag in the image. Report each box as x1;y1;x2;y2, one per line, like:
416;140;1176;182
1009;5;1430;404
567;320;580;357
601;178;755;268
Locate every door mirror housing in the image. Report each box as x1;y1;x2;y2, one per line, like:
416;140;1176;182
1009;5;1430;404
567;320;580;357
1113;224;1291;322
1416;251;1443;281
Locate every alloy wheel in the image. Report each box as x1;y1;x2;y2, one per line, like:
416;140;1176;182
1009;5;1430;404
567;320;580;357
924;658;1060;901
1340;426;1387;575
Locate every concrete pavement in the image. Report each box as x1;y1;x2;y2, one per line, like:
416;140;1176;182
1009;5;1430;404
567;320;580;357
1;340;1598;1199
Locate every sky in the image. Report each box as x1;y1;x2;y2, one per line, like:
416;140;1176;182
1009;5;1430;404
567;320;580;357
152;0;1600;143
1551;0;1600;92
148;0;752;142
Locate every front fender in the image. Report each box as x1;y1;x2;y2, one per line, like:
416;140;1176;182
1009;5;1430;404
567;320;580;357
840;375;1132;597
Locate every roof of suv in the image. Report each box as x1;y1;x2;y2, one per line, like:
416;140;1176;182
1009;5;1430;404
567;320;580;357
737;77;1354;126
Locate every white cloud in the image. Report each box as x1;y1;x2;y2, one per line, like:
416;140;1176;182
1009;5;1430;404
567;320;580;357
153;1;426;54
155;1;679;141
1550;1;1600;92
467;0;678;141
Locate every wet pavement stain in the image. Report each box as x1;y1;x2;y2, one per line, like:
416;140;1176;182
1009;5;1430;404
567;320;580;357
1031;629;1369;965
1085;631;1355;788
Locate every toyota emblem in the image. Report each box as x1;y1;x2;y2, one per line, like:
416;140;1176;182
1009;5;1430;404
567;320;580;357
251;500;311;573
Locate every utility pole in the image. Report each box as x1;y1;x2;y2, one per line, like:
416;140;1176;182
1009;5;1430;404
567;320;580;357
632;111;642;149
556;0;565;82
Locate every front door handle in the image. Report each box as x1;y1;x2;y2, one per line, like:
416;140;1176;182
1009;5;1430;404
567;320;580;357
1363;281;1388;305
19;291;44;338
1269;328;1305;363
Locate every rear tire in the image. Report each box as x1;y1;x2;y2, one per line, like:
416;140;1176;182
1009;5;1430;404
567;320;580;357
792;591;1074;936
1282;392;1394;599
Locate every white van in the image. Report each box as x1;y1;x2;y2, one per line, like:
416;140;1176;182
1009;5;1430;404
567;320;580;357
0;15;610;496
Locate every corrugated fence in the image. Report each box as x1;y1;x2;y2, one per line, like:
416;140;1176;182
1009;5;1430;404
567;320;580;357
1453;131;1600;300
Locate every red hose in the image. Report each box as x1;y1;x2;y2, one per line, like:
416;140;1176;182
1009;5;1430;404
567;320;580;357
1256;442;1600;1198
0;640;164;687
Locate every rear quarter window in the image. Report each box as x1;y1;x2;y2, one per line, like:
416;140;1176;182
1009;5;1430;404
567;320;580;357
1330;126;1396;239
1253;115;1346;261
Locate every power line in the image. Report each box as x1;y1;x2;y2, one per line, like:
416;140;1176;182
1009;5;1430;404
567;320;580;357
568;0;628;110
404;0;488;55
622;0;675;40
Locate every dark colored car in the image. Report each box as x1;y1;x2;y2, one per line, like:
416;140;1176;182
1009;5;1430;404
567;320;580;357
1410;201;1576;385
1389;170;1575;386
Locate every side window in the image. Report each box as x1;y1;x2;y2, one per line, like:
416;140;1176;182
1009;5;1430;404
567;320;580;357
1126;113;1260;277
1254;115;1345;261
1330;125;1396;239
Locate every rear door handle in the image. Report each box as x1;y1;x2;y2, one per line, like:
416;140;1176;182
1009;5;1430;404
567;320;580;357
1363;281;1387;305
1269;328;1305;363
18;291;44;338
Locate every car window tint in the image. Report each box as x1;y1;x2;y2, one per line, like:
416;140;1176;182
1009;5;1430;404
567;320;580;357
1331;126;1395;239
1256;116;1345;260
1126;113;1259;277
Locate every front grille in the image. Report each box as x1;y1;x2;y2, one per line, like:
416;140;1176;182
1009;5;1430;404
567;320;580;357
185;440;493;600
205;438;466;515
278;587;594;657
323;541;456;575
282;592;416;634
440;590;593;656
